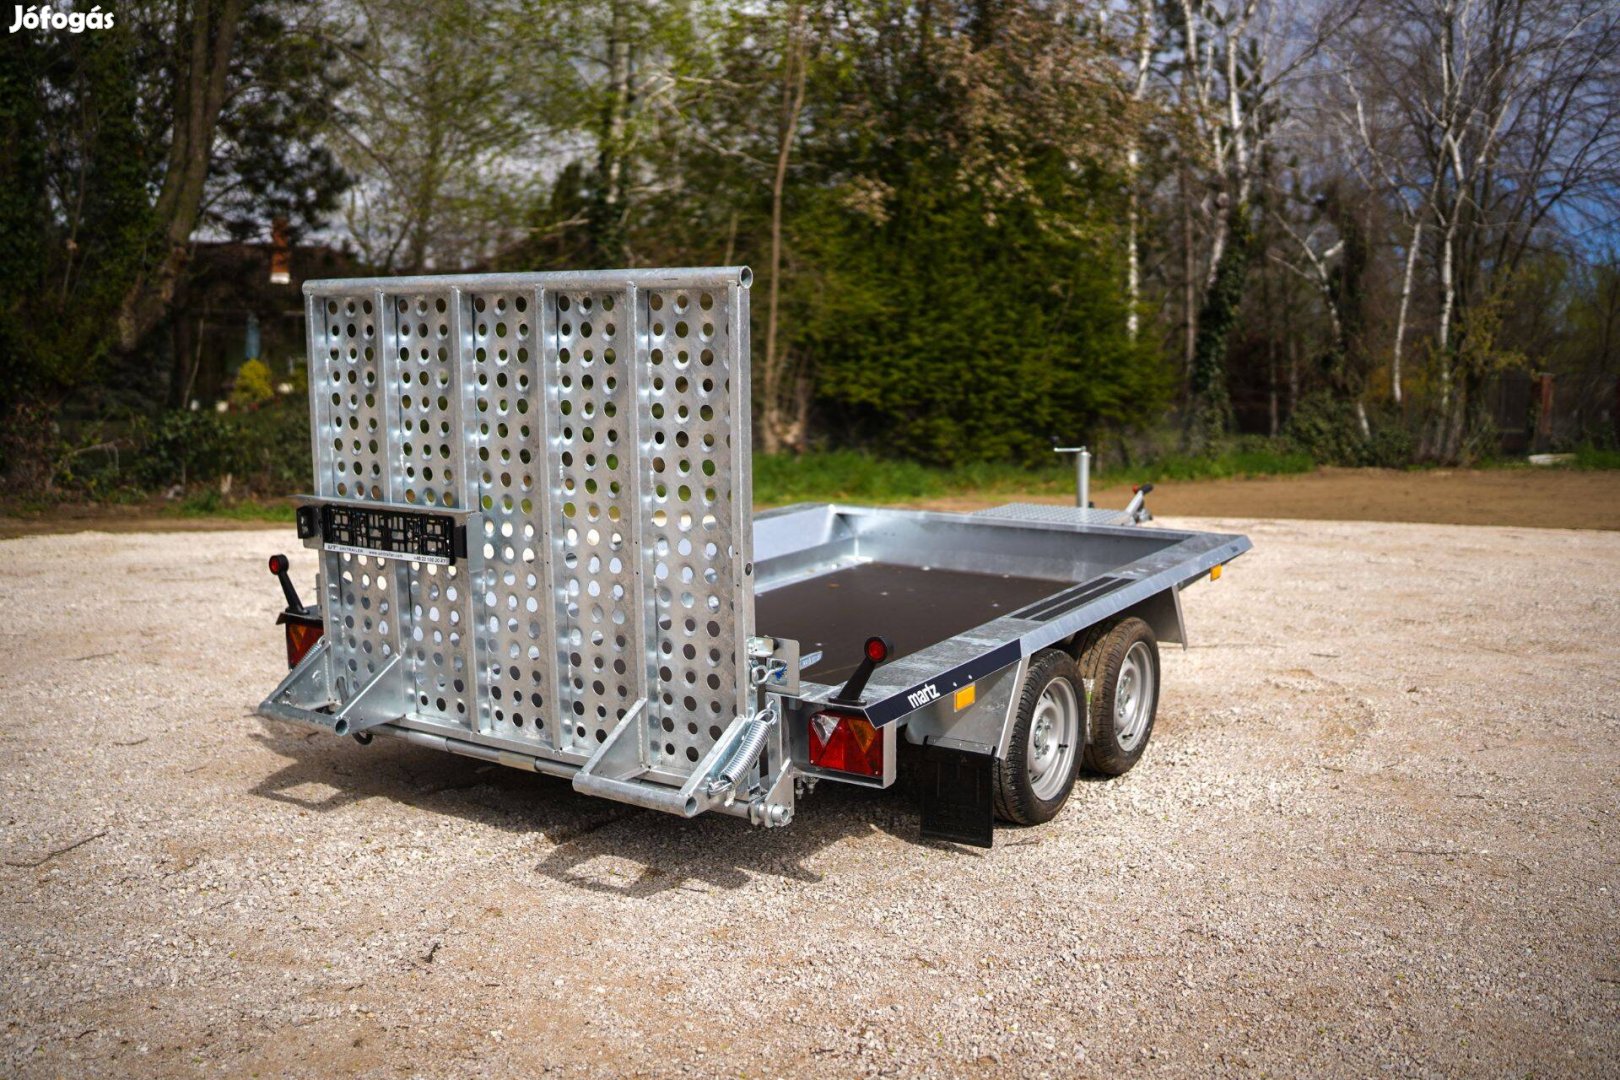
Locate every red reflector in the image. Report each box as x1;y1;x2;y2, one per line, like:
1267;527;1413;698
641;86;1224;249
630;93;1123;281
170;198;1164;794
863;636;889;664
268;553;289;575
807;710;884;777
284;620;323;669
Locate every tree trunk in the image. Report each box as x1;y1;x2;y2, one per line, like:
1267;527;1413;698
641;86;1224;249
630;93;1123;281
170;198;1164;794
1186;205;1249;448
1180;167;1197;392
591;0;633;265
1263;253;1278;436
1391;218;1420;407
1123;0;1152;342
1125;180;1141;342
761;4;808;455
114;0;245;354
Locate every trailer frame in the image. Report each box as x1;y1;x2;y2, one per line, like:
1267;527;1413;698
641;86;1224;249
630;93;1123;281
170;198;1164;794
259;266;1251;843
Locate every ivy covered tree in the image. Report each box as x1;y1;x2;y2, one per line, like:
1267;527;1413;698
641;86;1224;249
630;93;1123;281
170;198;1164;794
0;1;347;487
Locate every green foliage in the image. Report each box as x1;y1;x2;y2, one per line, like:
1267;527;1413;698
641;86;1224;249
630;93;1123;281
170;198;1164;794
231;359;276;409
754;451;961;504
776;3;1163;466
1186;208;1251;449
0;22;149;414
1283;393;1413;468
137;410;237;489
231;399;314;492
135;397;310;494
1281;393;1363;465
11;0;1613;504
1572;444;1620;470
798;179;1162;464
0;2;349;493
168;496;298;522
1128;442;1316;482
210;5;350;241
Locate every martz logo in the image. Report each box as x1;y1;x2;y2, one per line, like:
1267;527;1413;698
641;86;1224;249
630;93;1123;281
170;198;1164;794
10;4;115;33
906;683;941;710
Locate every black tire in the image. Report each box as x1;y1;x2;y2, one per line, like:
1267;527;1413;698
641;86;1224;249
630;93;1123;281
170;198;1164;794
993;648;1083;826
1079;617;1160;776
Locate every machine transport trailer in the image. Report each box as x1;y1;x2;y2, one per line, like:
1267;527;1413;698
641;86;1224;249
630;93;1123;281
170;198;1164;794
259;266;1251;846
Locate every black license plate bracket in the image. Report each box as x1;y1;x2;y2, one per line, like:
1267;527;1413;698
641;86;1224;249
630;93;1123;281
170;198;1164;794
297;503;466;565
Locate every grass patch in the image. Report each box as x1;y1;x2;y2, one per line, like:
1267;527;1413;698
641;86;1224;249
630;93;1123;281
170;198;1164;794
165;492;297;522
752;451;1075;506
1478;444;1620;470
1572;444;1620;470
753;446;1318;506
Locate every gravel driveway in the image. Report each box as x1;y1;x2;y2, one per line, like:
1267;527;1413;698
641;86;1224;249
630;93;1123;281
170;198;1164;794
1;518;1616;1078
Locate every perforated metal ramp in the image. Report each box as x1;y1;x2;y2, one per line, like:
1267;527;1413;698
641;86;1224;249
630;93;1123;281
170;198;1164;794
303;268;754;785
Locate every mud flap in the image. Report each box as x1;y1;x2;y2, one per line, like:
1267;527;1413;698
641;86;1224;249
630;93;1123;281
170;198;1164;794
918;744;995;848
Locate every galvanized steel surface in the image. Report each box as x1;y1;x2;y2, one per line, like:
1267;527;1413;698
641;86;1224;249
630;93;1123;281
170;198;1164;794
973;502;1138;527
304;268;753;783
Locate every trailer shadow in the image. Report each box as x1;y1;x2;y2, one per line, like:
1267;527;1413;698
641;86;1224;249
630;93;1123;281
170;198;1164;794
246;720;977;898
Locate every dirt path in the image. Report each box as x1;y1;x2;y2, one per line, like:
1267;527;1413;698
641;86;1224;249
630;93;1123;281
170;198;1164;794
0;521;1616;1078
916;466;1620;530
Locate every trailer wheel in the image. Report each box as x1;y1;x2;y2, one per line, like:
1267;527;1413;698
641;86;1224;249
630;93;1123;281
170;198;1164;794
993;649;1082;826
1080;617;1160;776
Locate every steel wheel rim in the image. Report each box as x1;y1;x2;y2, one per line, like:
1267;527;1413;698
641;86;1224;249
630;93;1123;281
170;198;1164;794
1114;641;1155;752
1026;676;1078;801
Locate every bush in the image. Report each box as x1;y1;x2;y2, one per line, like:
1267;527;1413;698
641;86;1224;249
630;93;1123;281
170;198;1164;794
136;409;238;489
1282;393;1363;465
231;398;312;492
230;358;275;408
1283;394;1412;467
136;397;310;494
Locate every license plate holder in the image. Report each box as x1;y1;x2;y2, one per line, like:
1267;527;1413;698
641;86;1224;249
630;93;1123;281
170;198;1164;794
297;502;466;565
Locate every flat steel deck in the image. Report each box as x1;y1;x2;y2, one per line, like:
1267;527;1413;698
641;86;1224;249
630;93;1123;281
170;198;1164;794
755;563;1064;684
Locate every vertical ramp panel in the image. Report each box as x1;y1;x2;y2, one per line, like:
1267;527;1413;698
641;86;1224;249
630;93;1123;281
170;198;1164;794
310;292;400;705
639;283;752;775
547;288;641;759
464;287;553;747
383;290;473;731
305;268;753;783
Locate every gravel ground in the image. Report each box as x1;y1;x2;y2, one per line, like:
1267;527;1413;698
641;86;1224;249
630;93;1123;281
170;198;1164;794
1;518;1616;1078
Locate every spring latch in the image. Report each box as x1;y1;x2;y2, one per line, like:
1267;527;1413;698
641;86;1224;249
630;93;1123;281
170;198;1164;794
708;702;779;806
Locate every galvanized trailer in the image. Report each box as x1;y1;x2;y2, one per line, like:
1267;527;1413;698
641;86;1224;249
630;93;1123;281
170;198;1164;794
259;267;1250;845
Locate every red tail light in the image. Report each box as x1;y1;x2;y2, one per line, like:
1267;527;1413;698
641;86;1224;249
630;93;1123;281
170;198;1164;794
808;710;884;777
280;615;323;668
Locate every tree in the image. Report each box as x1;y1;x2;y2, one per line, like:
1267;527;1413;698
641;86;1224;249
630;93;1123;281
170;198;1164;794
1331;0;1620;460
335;0;535;272
0;0;348;489
786;0;1162;463
1156;0;1355;447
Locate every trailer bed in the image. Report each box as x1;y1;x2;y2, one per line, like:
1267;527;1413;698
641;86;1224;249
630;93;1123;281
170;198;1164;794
757;563;1065;684
752;503;1249;728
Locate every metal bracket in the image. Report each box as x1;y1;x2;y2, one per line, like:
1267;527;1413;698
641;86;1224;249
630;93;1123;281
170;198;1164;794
329;654;406;736
257;640;407;738
748;635;802;697
259;636;335;727
572;701;782;818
